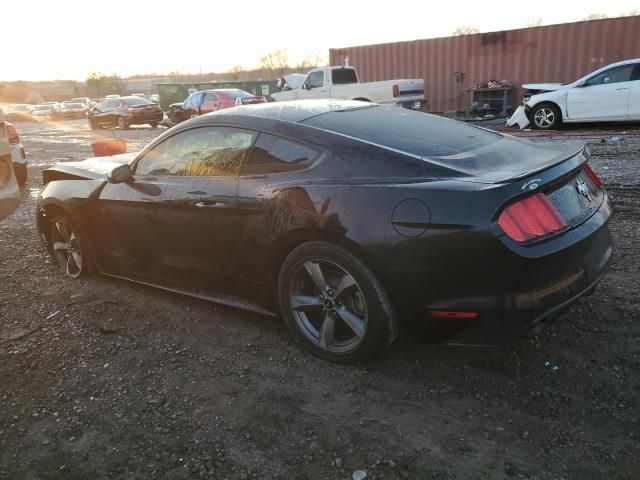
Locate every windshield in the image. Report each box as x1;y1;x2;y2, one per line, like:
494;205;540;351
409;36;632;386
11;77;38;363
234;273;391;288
122;97;152;106
219;89;252;100
35;105;52;111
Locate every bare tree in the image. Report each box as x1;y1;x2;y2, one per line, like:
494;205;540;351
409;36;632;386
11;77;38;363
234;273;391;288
296;50;327;70
525;17;543;27
583;13;608;20
452;25;479;36
259;50;289;76
228;65;245;81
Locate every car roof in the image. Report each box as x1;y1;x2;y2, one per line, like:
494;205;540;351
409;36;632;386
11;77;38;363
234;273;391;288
209;99;372;123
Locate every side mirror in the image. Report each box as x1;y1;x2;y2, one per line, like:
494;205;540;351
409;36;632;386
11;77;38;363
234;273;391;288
107;164;133;184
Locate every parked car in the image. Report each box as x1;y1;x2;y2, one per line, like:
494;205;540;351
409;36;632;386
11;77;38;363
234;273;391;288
4;104;33;122
168;89;266;124
37;100;612;363
0;121;27;184
0;131;20;220
522;58;640;129
52;103;89;120
69;97;93;108
87;96;163;129
272;66;426;110
31;103;59;119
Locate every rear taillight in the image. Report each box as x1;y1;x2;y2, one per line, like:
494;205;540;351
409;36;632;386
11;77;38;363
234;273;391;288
392;84;399;98
6;124;19;144
583;164;603;188
498;193;567;243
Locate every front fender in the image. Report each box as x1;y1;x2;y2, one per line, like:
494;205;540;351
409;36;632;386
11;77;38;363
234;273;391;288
526;91;569;119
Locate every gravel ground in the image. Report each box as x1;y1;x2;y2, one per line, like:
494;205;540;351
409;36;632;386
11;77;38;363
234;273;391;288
1;119;639;480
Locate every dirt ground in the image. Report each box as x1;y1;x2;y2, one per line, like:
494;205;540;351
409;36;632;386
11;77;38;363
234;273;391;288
1;119;639;480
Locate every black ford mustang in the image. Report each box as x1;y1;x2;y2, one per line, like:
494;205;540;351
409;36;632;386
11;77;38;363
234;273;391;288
37;100;613;363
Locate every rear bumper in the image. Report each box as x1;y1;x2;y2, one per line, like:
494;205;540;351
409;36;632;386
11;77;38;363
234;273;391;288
380;196;613;345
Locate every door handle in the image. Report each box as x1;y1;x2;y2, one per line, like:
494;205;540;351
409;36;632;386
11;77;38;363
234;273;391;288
615;87;629;91
195;201;229;208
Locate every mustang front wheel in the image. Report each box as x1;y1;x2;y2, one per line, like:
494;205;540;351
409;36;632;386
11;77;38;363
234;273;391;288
279;241;395;363
50;215;91;279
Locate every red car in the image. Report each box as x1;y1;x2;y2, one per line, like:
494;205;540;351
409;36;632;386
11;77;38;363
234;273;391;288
168;89;266;124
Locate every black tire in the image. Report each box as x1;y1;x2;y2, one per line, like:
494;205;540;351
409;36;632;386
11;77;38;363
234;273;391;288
116;116;128;129
149;121;159;128
531;103;561;130
13;163;26;186
278;241;396;364
49;214;94;279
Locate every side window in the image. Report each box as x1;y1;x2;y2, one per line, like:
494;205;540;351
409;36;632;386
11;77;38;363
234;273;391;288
242;133;320;175
134;127;256;177
203;92;219;103
586;65;635;86
308;71;324;89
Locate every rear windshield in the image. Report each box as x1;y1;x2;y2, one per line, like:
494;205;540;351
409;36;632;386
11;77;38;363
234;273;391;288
302;105;577;181
331;68;358;85
219;89;251;99
302;105;500;158
122;97;151;106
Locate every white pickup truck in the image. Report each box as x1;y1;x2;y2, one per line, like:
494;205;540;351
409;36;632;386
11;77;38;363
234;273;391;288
272;66;426;111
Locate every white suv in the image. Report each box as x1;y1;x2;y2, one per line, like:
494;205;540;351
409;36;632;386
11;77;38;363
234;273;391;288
0;118;27;185
0;130;20;220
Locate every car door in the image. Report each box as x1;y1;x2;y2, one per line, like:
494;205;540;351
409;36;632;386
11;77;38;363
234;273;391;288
97;99;118;125
233;132;324;305
200;92;221;114
94;125;257;294
298;71;327;99
627;64;640;119
567;64;635;120
92;100;110;124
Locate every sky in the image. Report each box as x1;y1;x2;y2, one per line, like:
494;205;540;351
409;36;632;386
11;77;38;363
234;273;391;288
3;0;639;81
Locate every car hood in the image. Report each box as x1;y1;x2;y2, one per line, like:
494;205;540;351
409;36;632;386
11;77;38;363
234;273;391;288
281;74;306;90
46;152;137;180
522;83;565;92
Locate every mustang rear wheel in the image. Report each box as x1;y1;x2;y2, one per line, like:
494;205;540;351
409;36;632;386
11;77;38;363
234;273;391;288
278;241;395;364
49;215;92;279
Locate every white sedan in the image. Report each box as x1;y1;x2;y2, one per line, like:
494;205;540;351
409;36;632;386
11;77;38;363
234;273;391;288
523;58;640;130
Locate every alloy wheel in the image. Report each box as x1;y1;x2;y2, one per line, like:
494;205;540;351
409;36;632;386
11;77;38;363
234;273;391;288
533;107;555;128
288;259;367;354
117;116;127;129
51;220;83;278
